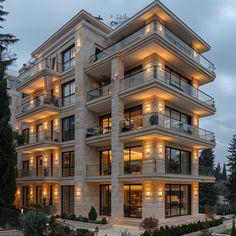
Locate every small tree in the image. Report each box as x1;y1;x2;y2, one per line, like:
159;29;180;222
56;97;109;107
20;211;47;236
215;163;222;181
140;217;159;236
232;216;236;236
88;206;97;221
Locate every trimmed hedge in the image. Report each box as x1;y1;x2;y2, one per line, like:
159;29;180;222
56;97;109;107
141;218;223;236
60;213;108;225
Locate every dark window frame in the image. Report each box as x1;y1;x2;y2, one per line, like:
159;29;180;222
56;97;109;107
62;45;75;72
100;184;111;216
165;146;191;175
165;106;191;125
62;151;75;177
62;80;75;107
165;184;191;218
62;115;75;141
124;184;142;218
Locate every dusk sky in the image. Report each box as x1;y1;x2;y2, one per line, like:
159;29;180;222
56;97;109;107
4;0;236;165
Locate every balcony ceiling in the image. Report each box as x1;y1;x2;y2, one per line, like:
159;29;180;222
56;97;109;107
17;109;59;123
109;2;210;53
17;75;58;94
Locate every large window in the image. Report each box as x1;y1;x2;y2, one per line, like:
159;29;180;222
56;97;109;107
124;146;142;174
61;186;74;215
62;80;75;106
124;184;142;218
22;186;29;207
122;105;143;132
165;67;191;95
100;150;112;176
165;147;191;175
99;114;112;134
165;107;192;134
62;151;75;177
100;185;111;216
62;45;75;72
165;184;191;218
62;115;75;141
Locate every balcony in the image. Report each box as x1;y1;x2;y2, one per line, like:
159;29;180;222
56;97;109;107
86;83;112;113
16;95;60;123
86;164;111;182
120;112;215;148
17;58;60;93
17;167;59;182
85;160;214;182
85;126;111;146
120;66;215;116
90;20;215;75
16;131;60;153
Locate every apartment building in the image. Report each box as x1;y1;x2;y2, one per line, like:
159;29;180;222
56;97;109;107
5;70;21;131
15;1;216;224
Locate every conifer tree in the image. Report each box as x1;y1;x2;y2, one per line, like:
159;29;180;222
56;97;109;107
226;135;236;204
0;0;18;207
199;149;218;212
215;163;222;181
222;163;227;182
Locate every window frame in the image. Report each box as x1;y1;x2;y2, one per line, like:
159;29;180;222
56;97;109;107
62;45;75;72
62;80;75;107
62;151;75;177
62;115;75;141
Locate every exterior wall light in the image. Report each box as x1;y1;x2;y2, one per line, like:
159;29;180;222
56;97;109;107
159;191;163;198
146;191;151;200
159;146;163;155
194;190;198;197
77;191;80;198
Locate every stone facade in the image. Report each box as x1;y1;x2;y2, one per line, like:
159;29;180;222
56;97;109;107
15;1;216;225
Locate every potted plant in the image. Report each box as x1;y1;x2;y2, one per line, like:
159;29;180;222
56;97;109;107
149;113;159;125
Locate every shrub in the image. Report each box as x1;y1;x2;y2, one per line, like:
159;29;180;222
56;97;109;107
88;206;97;221
64;225;71;234
55;214;60;219
69;214;76;220
120;229;131;236
83;217;89;222
20;211;47;236
61;212;68;219
101;217;108;224
140;217;159;235
76;228;94;236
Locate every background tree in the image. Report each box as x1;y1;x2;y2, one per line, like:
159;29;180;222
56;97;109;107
226;135;236;204
199;149;218;212
0;0;18;207
110;14;129;28
215;162;222;181
222;163;227;182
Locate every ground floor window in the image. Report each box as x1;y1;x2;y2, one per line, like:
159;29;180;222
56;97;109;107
124;184;142;218
165;184;191;218
36;186;43;205
100;185;111;216
22;186;29;207
61;185;74;215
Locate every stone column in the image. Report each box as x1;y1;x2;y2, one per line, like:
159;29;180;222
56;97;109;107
192;182;199;216
111;57;124;222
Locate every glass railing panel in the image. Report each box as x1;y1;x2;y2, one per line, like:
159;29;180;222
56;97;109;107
87;83;111;101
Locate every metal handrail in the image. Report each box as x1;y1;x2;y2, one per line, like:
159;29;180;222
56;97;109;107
120;65;215;107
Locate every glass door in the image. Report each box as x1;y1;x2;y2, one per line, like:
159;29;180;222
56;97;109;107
100;150;112;175
22;186;29;207
36;186;43;205
100;185;111;216
36;156;43;177
124;184;142;218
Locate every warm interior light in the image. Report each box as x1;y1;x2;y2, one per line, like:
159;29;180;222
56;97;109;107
159;146;163;154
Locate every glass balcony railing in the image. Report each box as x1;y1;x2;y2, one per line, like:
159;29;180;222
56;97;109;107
87;83;112;101
86;158;214;178
17;95;60;116
120;112;215;143
120;66;215;108
86;126;112;138
16;131;60;147
17;167;59;178
19;58;60;81
90;20;215;74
